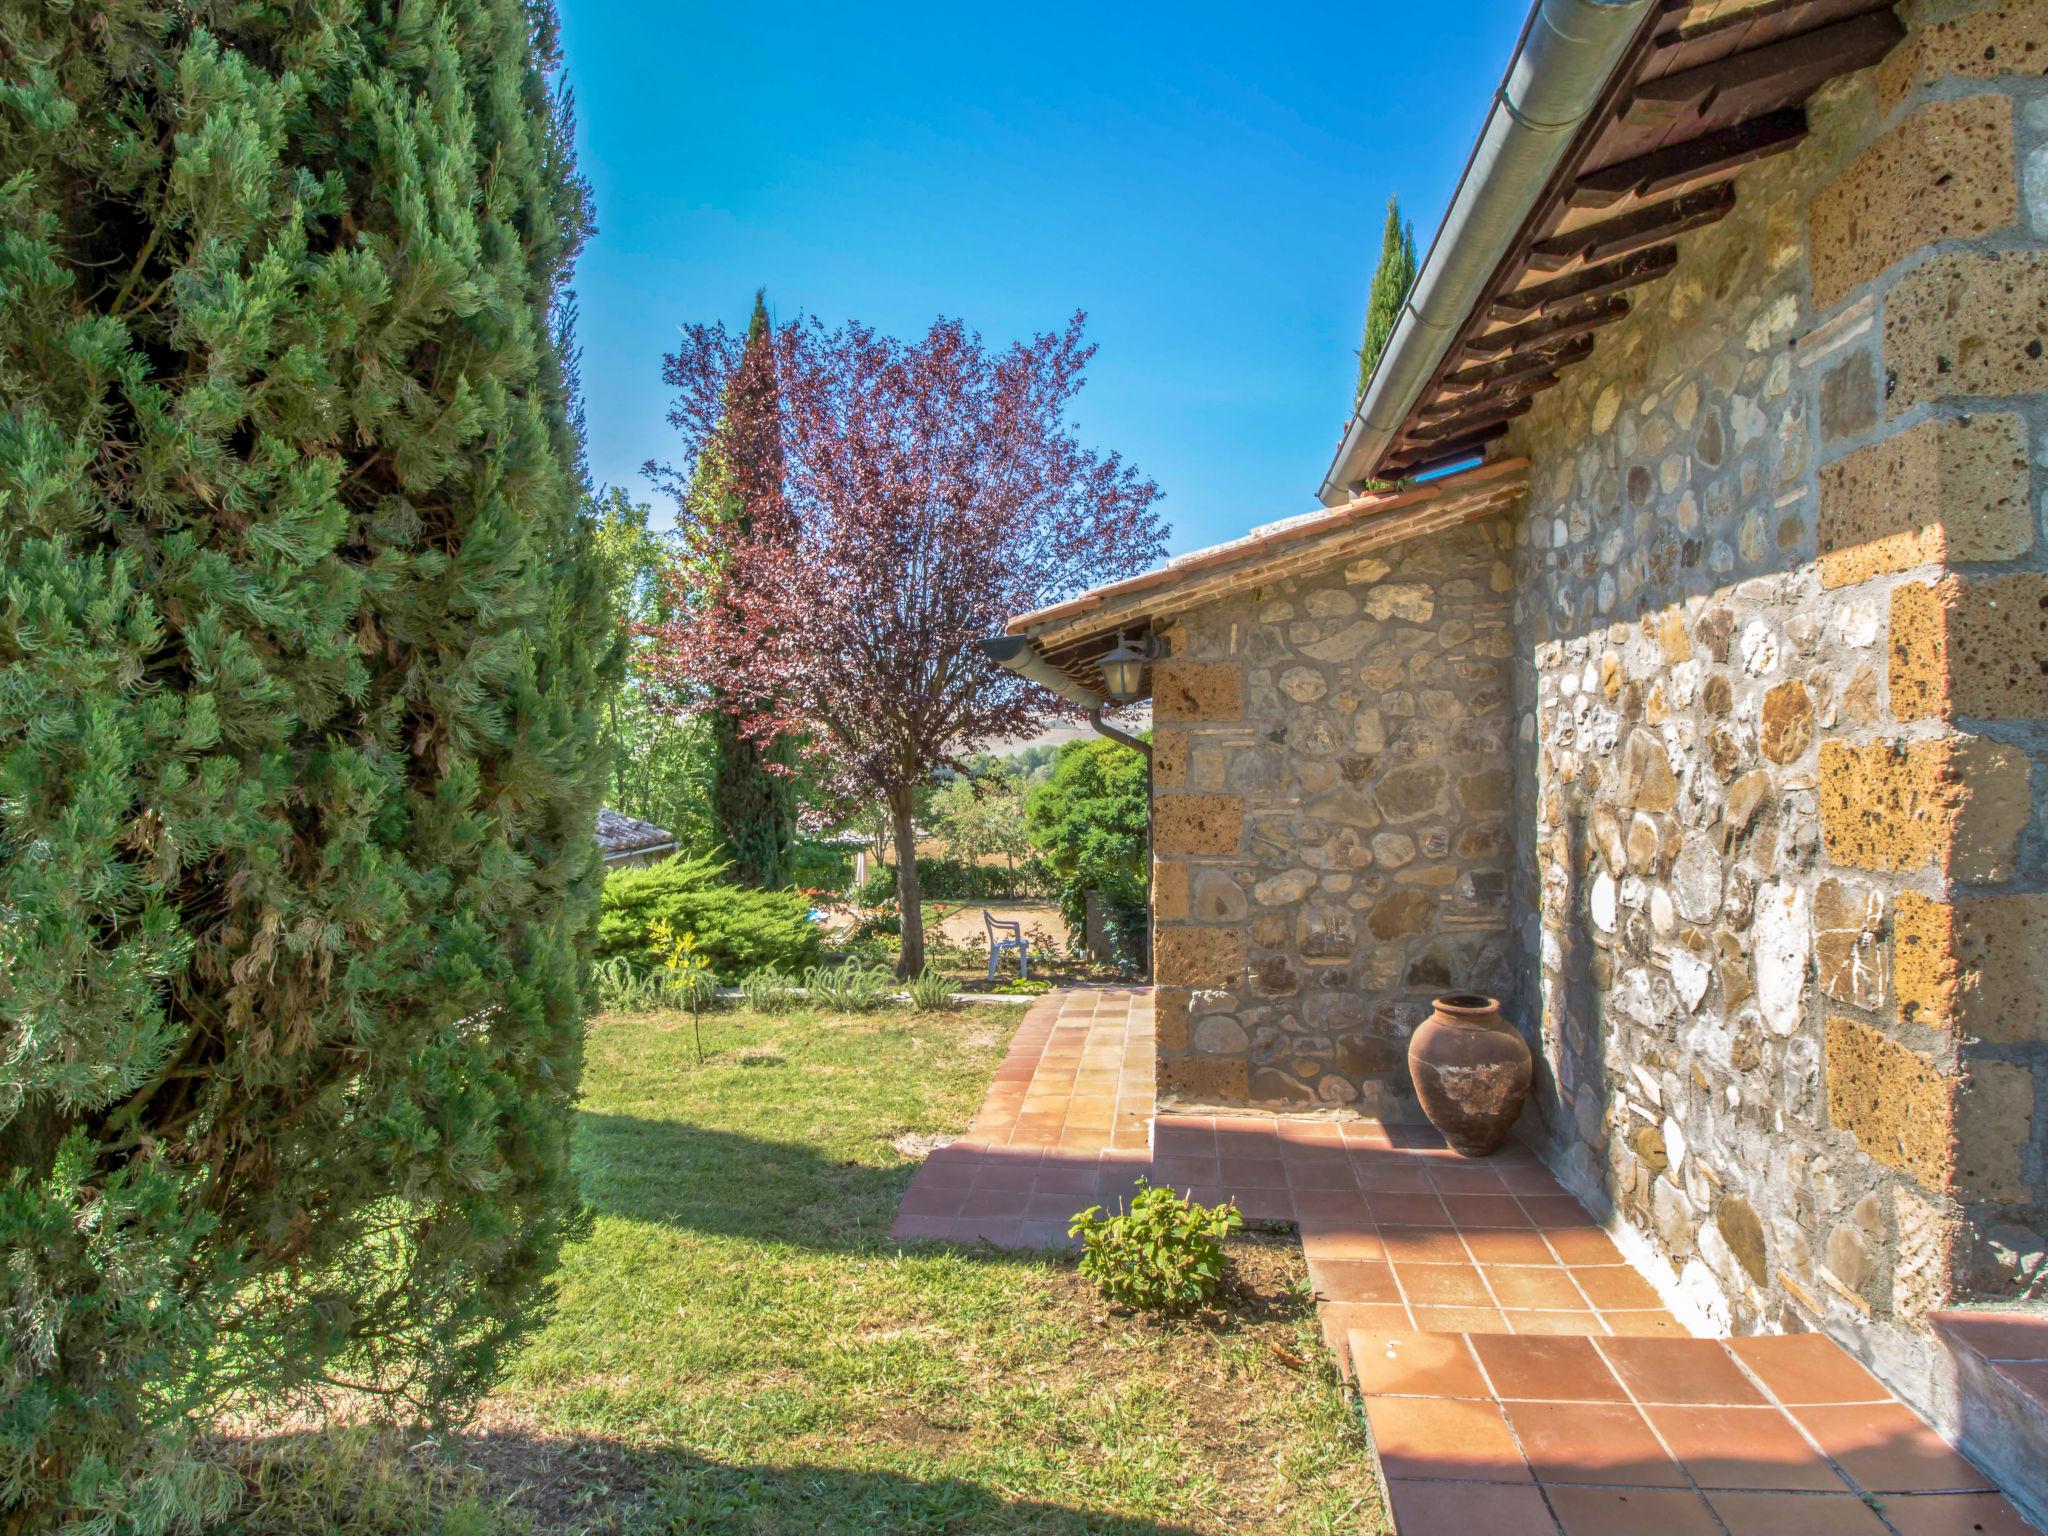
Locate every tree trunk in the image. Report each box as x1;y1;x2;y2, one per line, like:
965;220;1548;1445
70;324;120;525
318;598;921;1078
889;788;924;979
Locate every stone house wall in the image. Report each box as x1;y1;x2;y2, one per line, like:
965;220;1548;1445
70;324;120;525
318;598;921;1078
1502;0;2048;1421
1149;521;1518;1114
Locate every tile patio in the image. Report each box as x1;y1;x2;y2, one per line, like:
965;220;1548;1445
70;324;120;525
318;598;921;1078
889;990;2039;1534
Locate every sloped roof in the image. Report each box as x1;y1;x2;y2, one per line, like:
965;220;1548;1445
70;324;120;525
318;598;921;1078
596;808;677;858
997;458;1527;701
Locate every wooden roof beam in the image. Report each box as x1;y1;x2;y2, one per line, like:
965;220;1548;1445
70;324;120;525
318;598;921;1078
1626;9;1901;127
1384;422;1515;477
1571;108;1806;208
1407;395;1536;445
1417;370;1560;422
1526;183;1735;273
1492;248;1679;322
1464;294;1631;362
1442;333;1599;395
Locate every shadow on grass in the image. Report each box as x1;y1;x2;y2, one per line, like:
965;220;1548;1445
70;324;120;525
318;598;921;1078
574;1111;1141;1259
225;1422;1208;1536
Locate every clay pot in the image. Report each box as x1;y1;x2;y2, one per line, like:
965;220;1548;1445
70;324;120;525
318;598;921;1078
1407;993;1532;1157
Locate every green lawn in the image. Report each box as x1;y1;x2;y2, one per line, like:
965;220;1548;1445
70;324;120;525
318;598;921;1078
222;1002;1378;1535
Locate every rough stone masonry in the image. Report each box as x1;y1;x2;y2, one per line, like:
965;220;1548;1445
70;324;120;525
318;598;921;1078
1147;0;2048;1428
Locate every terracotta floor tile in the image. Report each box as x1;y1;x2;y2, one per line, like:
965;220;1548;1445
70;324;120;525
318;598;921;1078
1024;1190;1088;1222
1385;1479;1559;1536
1014;1219;1075;1250
1378;1226;1473;1264
974;1160;1042;1191
918;1152;984;1186
1570;1266;1665;1310
1879;1492;2041;1535
1599;1337;1766;1406
1729;1334;1889;1405
1465;1228;1562;1266
1308;1258;1400;1304
1503;1399;1688;1487
1545;1486;1722;1536
888;1214;954;1240
1499;1166;1570;1196
1513;1310;1610;1336
899;1183;973;1218
1321;1303;1412;1360
1995;1360;2048;1402
1231;1187;1295;1221
1433;1167;1511;1195
1488;1266;1593;1311
1706;1491;1890;1534
1363;1395;1532;1481
1473;1334;1627;1402
1297;1220;1384;1261
1292;1187;1369;1219
1597;1310;1687;1337
1149;1156;1218;1185
1217;1155;1288;1188
1522;1194;1601;1228
1447;1193;1535;1228
1370;1191;1455;1227
949;1215;1023;1246
1543;1228;1624;1266
1646;1405;1850;1492
1397;1263;1495;1307
1348;1329;1489;1397
1932;1313;2048;1362
1287;1158;1362;1191
972;1185;1036;1218
1413;1305;1509;1332
1354;1161;1435;1193
1794;1404;1992;1494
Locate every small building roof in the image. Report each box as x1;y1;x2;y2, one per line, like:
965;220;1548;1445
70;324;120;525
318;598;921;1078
596;808;678;861
991;458;1527;705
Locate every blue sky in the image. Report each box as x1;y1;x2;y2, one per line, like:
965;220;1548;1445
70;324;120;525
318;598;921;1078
557;1;1531;558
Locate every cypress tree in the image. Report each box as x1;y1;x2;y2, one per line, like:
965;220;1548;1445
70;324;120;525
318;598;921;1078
703;293;797;888
0;0;609;1524
1356;196;1420;401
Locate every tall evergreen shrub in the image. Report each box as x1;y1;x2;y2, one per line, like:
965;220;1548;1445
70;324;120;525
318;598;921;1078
1356;196;1419;402
0;0;607;1525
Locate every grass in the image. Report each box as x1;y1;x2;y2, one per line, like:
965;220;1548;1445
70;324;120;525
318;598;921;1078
218;1002;1378;1535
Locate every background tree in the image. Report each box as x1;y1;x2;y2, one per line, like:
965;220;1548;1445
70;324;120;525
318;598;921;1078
649;313;1165;975
0;1;604;1524
929;769;1034;896
590;485;718;849
1356;196;1419;401
694;294;799;888
1027;738;1152;969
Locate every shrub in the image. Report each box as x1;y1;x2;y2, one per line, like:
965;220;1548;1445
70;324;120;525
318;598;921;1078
594;956;668;1013
988;976;1055;996
905;968;961;1012
598;854;821;979
1069;1180;1244;1313
801;963;899;1013
856;856;1054;906
0;0;601;1523
1027;739;1150;971
739;968;802;1012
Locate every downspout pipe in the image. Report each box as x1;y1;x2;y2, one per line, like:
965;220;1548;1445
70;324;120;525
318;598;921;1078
979;636;1151;761
1317;0;1653;506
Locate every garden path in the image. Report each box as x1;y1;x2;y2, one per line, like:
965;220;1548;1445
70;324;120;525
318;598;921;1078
890;989;2037;1536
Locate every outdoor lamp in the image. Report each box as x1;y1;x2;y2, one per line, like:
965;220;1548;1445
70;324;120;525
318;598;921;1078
1097;633;1152;703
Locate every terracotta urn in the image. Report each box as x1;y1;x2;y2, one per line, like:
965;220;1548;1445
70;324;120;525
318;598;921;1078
1407;993;1532;1157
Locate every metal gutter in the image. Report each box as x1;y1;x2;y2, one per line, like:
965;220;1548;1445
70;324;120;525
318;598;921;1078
979;635;1108;709
1317;0;1654;505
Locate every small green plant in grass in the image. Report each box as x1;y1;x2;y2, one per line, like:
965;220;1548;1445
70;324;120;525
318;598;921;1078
653;917;722;1061
905;967;961;1012
739;967;801;1012
594;955;667;1013
802;962;899;1013
1069;1178;1244;1313
988;975;1054;996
